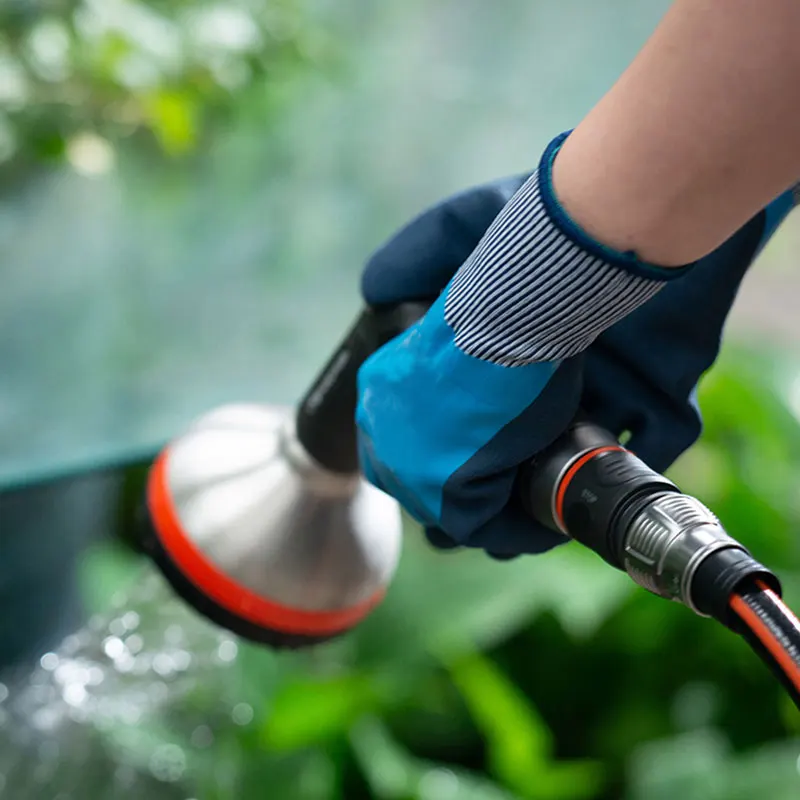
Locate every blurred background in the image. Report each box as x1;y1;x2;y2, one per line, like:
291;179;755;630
3;0;800;798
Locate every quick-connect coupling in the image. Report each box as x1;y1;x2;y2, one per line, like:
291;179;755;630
619;493;747;613
520;419;781;628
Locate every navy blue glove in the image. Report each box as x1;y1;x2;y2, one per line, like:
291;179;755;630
357;133;796;559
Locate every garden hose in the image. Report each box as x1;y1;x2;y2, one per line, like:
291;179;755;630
730;581;800;708
520;418;800;711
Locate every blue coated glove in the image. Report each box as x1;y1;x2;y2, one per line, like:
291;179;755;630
357;132;797;559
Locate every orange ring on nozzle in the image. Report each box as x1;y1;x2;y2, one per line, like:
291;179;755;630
146;451;385;637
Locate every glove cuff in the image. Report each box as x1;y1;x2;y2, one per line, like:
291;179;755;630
539;132;694;281
443;131;694;367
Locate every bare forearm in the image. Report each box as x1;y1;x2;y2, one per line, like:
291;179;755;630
553;0;800;266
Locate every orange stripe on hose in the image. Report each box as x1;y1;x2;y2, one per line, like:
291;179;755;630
730;586;800;694
554;446;624;530
147;451;384;636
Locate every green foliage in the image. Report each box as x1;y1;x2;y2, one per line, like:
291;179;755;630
447;651;603;799
0;0;330;170
73;341;800;799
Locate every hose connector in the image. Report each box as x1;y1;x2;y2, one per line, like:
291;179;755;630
520;419;781;628
619;493;746;614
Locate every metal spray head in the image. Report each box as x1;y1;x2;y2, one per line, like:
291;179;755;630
140;304;427;647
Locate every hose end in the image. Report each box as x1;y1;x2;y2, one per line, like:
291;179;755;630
691;547;782;631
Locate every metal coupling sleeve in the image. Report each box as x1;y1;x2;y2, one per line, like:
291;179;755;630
620;493;747;614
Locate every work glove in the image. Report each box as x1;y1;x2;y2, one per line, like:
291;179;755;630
356;131;797;559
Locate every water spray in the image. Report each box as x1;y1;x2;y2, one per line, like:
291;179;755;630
140;302;800;709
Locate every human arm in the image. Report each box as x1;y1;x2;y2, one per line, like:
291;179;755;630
554;0;800;265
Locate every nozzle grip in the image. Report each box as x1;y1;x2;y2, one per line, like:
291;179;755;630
295;303;428;473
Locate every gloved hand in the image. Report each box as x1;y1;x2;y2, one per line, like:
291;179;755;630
356;132;797;559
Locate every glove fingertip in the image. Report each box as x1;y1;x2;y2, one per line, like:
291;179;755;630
424;526;462;552
464;510;570;559
486;550;520;562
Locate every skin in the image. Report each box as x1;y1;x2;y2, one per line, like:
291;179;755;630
552;0;800;267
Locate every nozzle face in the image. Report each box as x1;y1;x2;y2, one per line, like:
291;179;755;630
145;404;402;643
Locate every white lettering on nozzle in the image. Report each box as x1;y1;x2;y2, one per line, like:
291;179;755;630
305;349;352;412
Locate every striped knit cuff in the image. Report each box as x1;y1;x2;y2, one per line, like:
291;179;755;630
444;132;693;367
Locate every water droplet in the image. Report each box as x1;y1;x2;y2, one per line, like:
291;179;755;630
172;650;192;671
216;640;238;663
418;768;459;799
132;654;154;675
114;654;135;674
63;683;87;707
190;725;214;749
32;705;64;731
60;632;85;656
68;705;89;724
40;652;59;671
231;702;254;726
164;624;184;645
29;670;49;687
122;611;140;630
0;683;8;703
114;764;136;789
103;636;126;660
54;662;84;685
121;705;142;726
149;744;187;783
149;682;169;703
109;617;127;637
152;654;174;676
126;634;144;654
75;667;92;685
87;666;105;686
88;614;105;631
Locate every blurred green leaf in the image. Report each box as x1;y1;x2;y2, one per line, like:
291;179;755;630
671;344;800;569
350;715;523;800
214;748;341;800
142;90;198;156
449;651;552;769
353;528;633;671
78;540;144;613
262;673;382;751
0;0;332;170
448;652;603;800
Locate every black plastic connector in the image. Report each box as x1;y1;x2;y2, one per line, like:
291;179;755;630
558;448;678;568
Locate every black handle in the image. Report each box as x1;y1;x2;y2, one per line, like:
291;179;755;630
295;303;429;473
